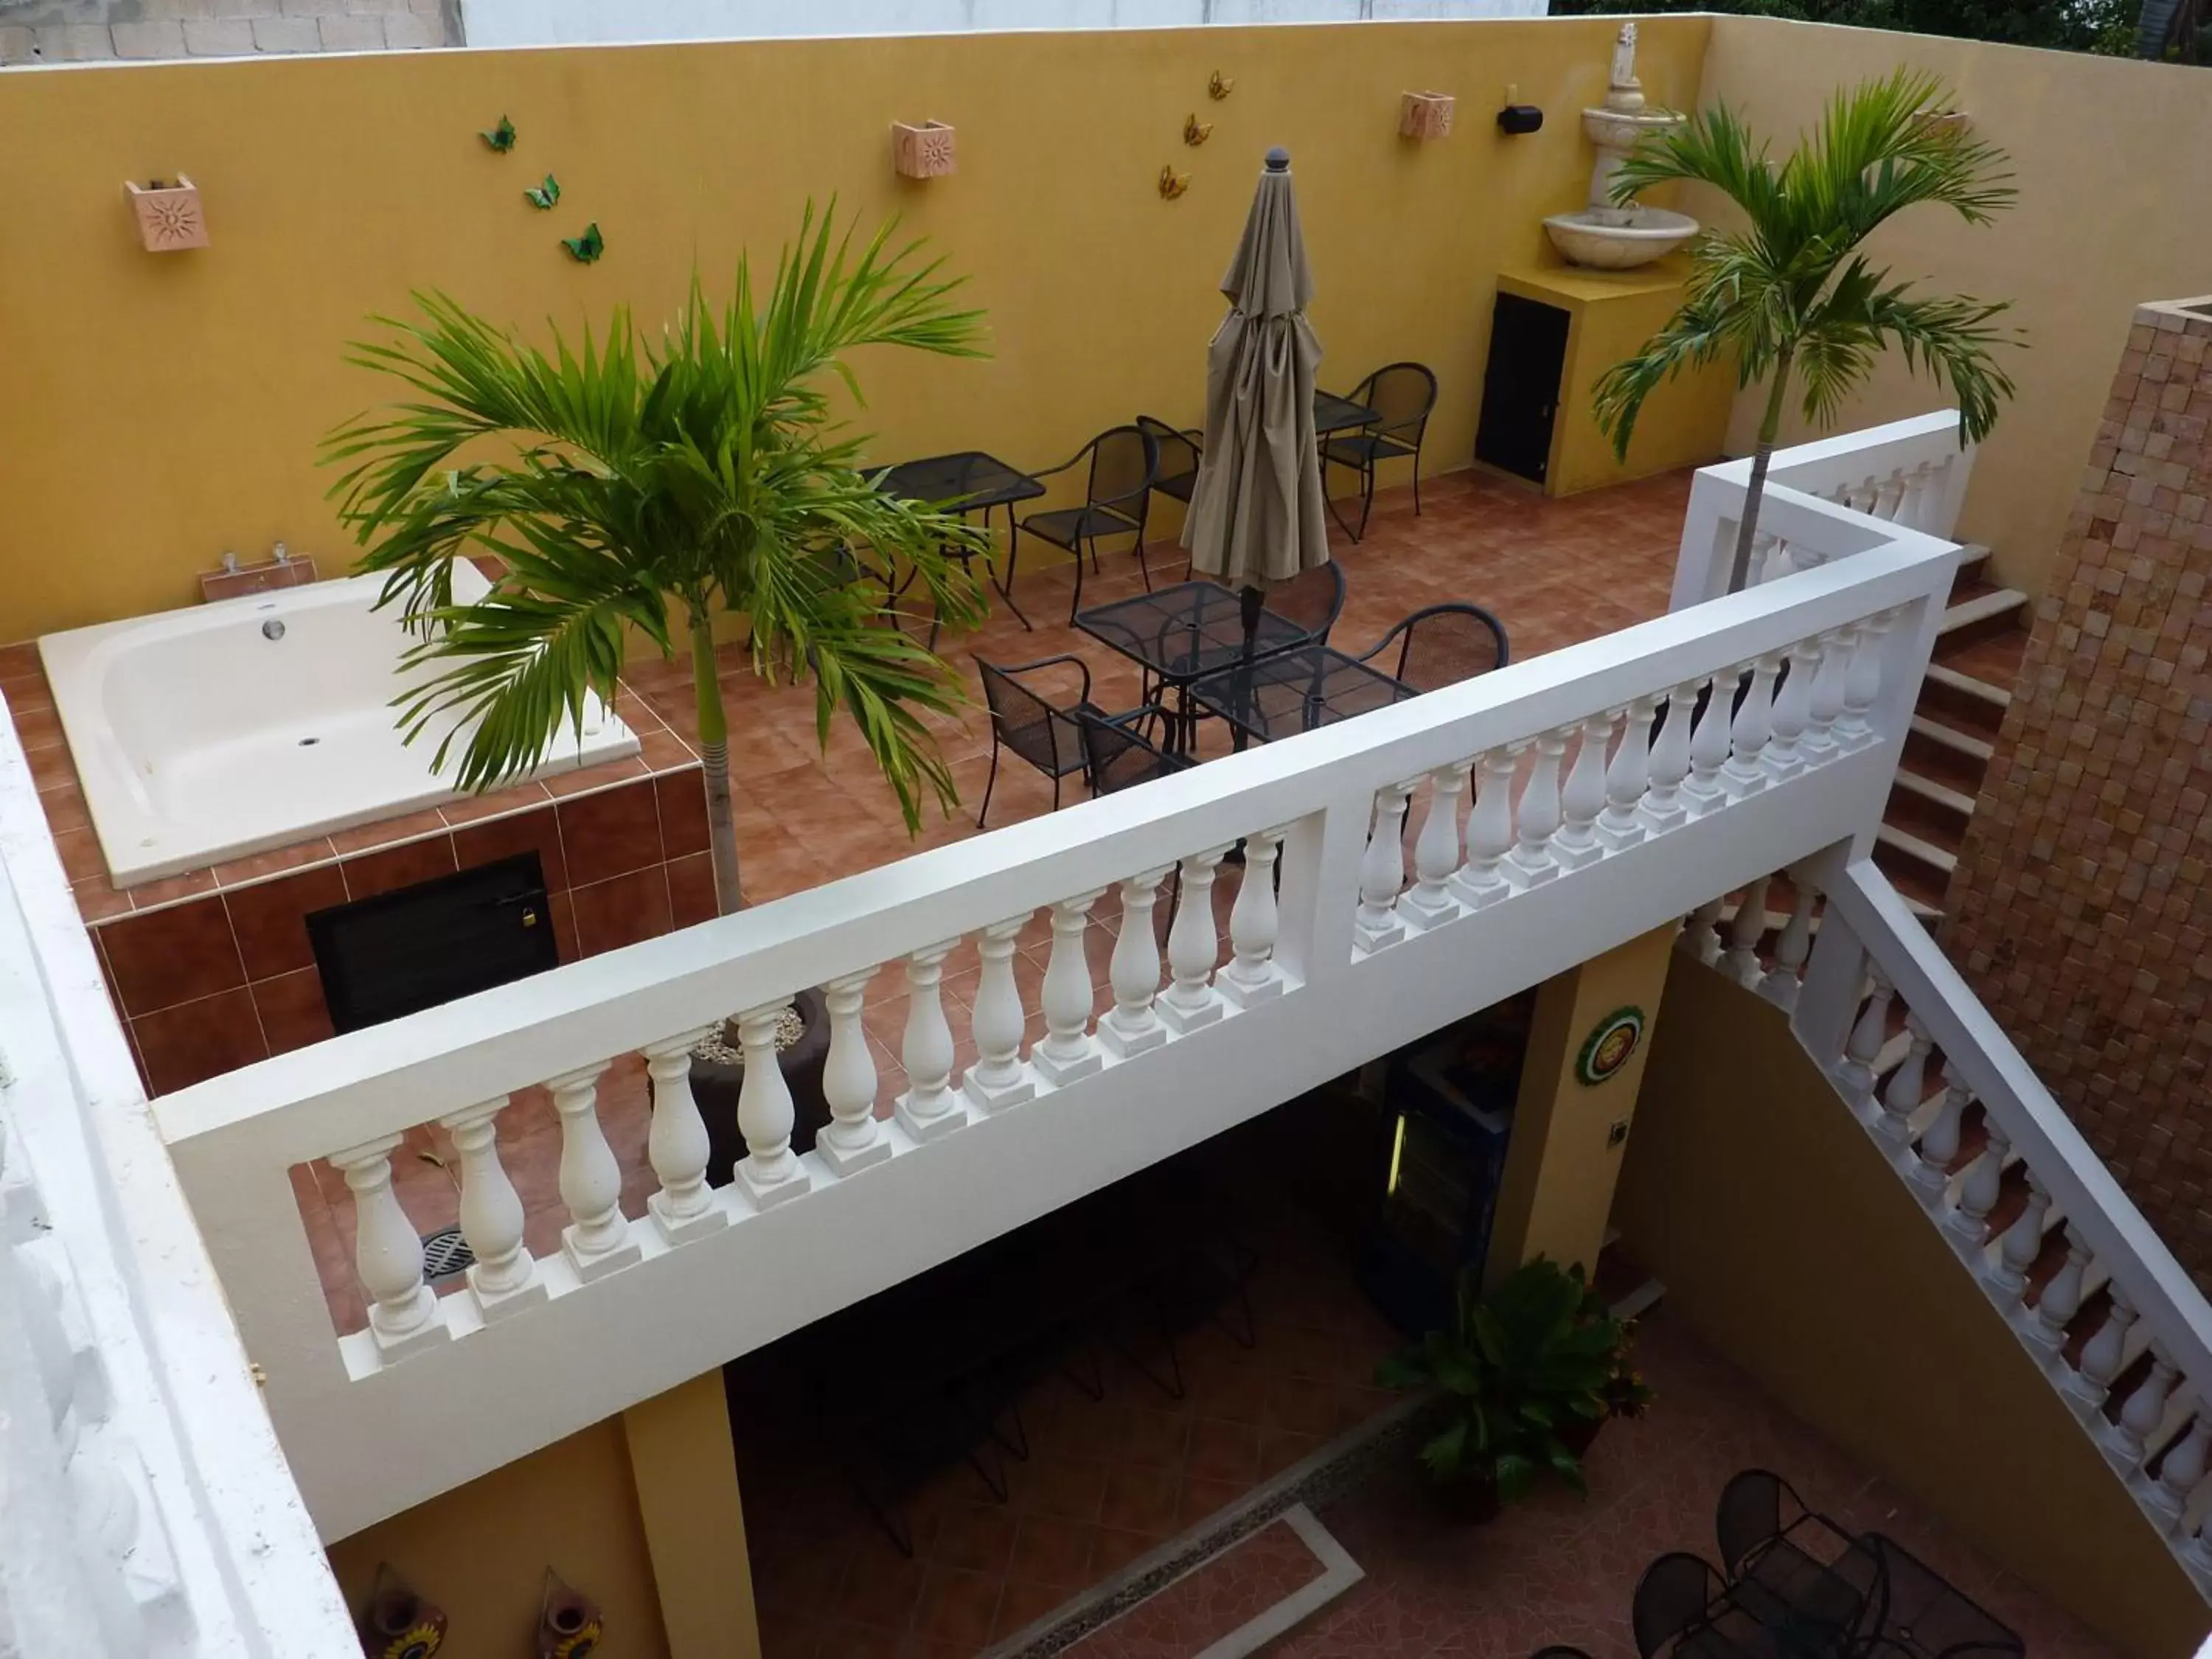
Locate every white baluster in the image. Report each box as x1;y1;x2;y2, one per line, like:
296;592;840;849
1803;627;1850;761
2068;1288;2138;1406
1033;888;1107;1083
1399;765;1470;929
2112;1342;2179;1463
1835;613;1891;752
1679;897;1725;967
1552;712;1613;871
1873;471;1907;521
818;969;891;1174
1912;1079;1969;1192
1597;698;1657;852
964;917;1040;1108
1681;672;1736;817
2029;1224;2090;1351
1096;871;1172;1055
438;1099;545;1318
551;1060;643;1274
1877;1015;1932;1143
1764;639;1820;781
897;939;967;1139
1450;748;1517;908
734;999;813;1207
1834;970;1893;1105
2153;1412;2211;1519
1944;1125;2008;1245
1758;880;1815;1009
1721;653;1781;797
1158;849;1232;1032
1505;728;1568;889
1219;832;1287;1007
329;1135;447;1357
1355;783;1414;949
1756;534;1792;586
1640;684;1696;835
644;1026;726;1243
1898;461;1936;529
1722;875;1770;988
1989;1171;2051;1295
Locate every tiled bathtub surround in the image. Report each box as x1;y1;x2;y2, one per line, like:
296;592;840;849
0;644;712;1093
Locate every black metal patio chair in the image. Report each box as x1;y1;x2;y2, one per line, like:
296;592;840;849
1136;415;1203;510
1014;425;1160;623
974;654;1115;827
1077;705;1188;799
1323;361;1438;542
1268;561;1349;647
1354;602;1509;691
1633;1551;1726;1659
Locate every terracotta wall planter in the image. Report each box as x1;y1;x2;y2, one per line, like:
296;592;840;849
891;119;956;178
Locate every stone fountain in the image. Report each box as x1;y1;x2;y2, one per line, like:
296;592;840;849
1543;24;1699;271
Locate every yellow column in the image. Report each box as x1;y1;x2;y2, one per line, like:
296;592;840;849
621;1371;761;1659
1484;922;1677;1287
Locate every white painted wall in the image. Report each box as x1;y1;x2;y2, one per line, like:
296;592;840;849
459;0;1543;49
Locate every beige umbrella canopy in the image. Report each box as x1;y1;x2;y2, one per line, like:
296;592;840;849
1183;147;1332;616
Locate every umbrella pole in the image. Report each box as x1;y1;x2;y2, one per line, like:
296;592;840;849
1238;582;1264;661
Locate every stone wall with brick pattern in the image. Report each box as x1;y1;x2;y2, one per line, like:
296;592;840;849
0;0;456;63
1948;294;2212;1284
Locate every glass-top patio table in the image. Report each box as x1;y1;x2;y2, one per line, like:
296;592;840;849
1074;580;1311;755
1186;644;1416;748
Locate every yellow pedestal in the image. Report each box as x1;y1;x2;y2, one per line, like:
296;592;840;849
1496;264;1735;498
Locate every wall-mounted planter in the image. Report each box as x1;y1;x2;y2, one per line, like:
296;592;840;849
125;178;207;252
892;120;956;179
1400;91;1455;139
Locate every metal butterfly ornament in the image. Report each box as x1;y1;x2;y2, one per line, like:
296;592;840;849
479;115;517;153
561;222;605;263
524;174;561;209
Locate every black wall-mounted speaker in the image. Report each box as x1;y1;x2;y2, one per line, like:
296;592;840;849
1496;105;1545;136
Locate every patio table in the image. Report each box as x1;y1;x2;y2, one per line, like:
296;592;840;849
1856;1534;2021;1659
1186;643;1417;748
1314;389;1380;437
875;449;1046;635
1074;580;1310;755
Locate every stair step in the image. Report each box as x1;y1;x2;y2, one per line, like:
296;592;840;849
1890;768;1976;824
1937;586;2031;653
1873;827;1956;914
1918;664;2011;736
1902;714;1995;799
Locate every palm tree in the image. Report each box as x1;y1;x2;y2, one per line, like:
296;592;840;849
1593;69;2023;592
323;206;992;913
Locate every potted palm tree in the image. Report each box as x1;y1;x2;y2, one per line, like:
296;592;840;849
324;204;993;1159
1593;69;2023;594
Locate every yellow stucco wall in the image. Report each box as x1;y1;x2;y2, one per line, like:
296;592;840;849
1616;956;2208;1659
1697;19;2212;598
0;15;1709;645
1486;922;1677;1285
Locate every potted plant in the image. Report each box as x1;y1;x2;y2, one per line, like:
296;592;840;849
1375;1257;1627;1522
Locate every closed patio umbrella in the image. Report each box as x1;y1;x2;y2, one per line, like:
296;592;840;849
1183;146;1332;654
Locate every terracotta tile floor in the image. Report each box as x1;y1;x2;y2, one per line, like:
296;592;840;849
1063;1514;1329;1658
293;467;1692;1335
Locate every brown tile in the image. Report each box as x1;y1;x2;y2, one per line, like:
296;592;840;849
328;807;449;858
451;803;568;893
1006;1514;1097;1590
927;1499;1019;1576
1175;1473;1251;1531
913;1567;1001;1650
72;880;133;923
35;782;89;835
571;866;673;956
9;701;62;751
1015;1455;1106;1523
548;889;581;964
0;641;38;678
99;894;245;1016
129;868;218;908
1117;1405;1194;1468
51;827;108;885
558;778;664;886
223;864;349;981
341;834;457;902
253;968;334;1055
437;780;552;826
133;989;268;1093
992;1578;1077;1645
1088;1526;1169;1578
654;765;711;858
210;838;335;888
542;755;649;798
666;852;720;929
640;726;699;771
1184;1417;1261;1484
25;742;74;793
1098;1464;1182;1536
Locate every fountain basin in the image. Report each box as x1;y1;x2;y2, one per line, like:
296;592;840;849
1543;207;1698;271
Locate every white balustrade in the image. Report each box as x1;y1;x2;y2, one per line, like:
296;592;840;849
1753;533;1790;586
1758;880;1815;1009
1355;783;1415;950
1097;871;1172;1055
1505;729;1567;889
897;940;967;1138
328;1136;447;1357
1682;672;1736;817
2112;1342;2178;1461
1450;749;1517;909
2031;1225;2090;1351
1553;712;1611;870
965;917;1040;1108
437;1099;545;1316
2154;1413;2210;1518
1399;765;1470;929
1764;639;1819;780
1032;888;1107;1083
1218;832;1287;1007
1680;896;1725;967
1597;698;1657;852
1158;851;1231;1032
734;1000;813;1206
1641;686;1695;835
1912;1079;1969;1192
1722;875;1770;988
1990;1171;2051;1295
1945;1125;2008;1245
818;969;891;1173
1721;654;1781;797
1877;1015;1931;1144
1804;628;1850;759
1835;612;1891;751
2070;1288;2139;1407
644;1026;726;1243
1834;970;1893;1107
551;1060;642;1275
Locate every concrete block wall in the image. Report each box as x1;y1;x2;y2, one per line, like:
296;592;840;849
0;0;458;63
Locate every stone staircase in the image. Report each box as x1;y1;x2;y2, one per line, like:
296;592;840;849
1873;546;2030;920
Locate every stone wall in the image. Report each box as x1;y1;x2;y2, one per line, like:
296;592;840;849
0;0;457;61
1947;295;2212;1283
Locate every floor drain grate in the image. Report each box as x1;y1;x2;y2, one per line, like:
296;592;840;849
420;1227;475;1281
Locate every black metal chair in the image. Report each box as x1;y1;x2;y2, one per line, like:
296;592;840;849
1632;1551;1725;1659
1077;705;1189;799
1355;602;1510;691
1014;425;1160;623
1136;416;1203;508
1324;361;1439;542
1716;1468;1802;1579
1268;562;1349;647
974;655;1112;828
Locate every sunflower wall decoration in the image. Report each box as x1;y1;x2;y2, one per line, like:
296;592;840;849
1574;1005;1646;1088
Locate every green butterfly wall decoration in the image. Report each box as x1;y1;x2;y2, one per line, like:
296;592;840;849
524;174;560;210
479;115;517;153
561;223;605;264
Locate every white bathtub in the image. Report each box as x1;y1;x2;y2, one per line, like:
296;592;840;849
39;563;639;887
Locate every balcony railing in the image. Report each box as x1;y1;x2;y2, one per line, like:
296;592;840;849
141;487;1958;1539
